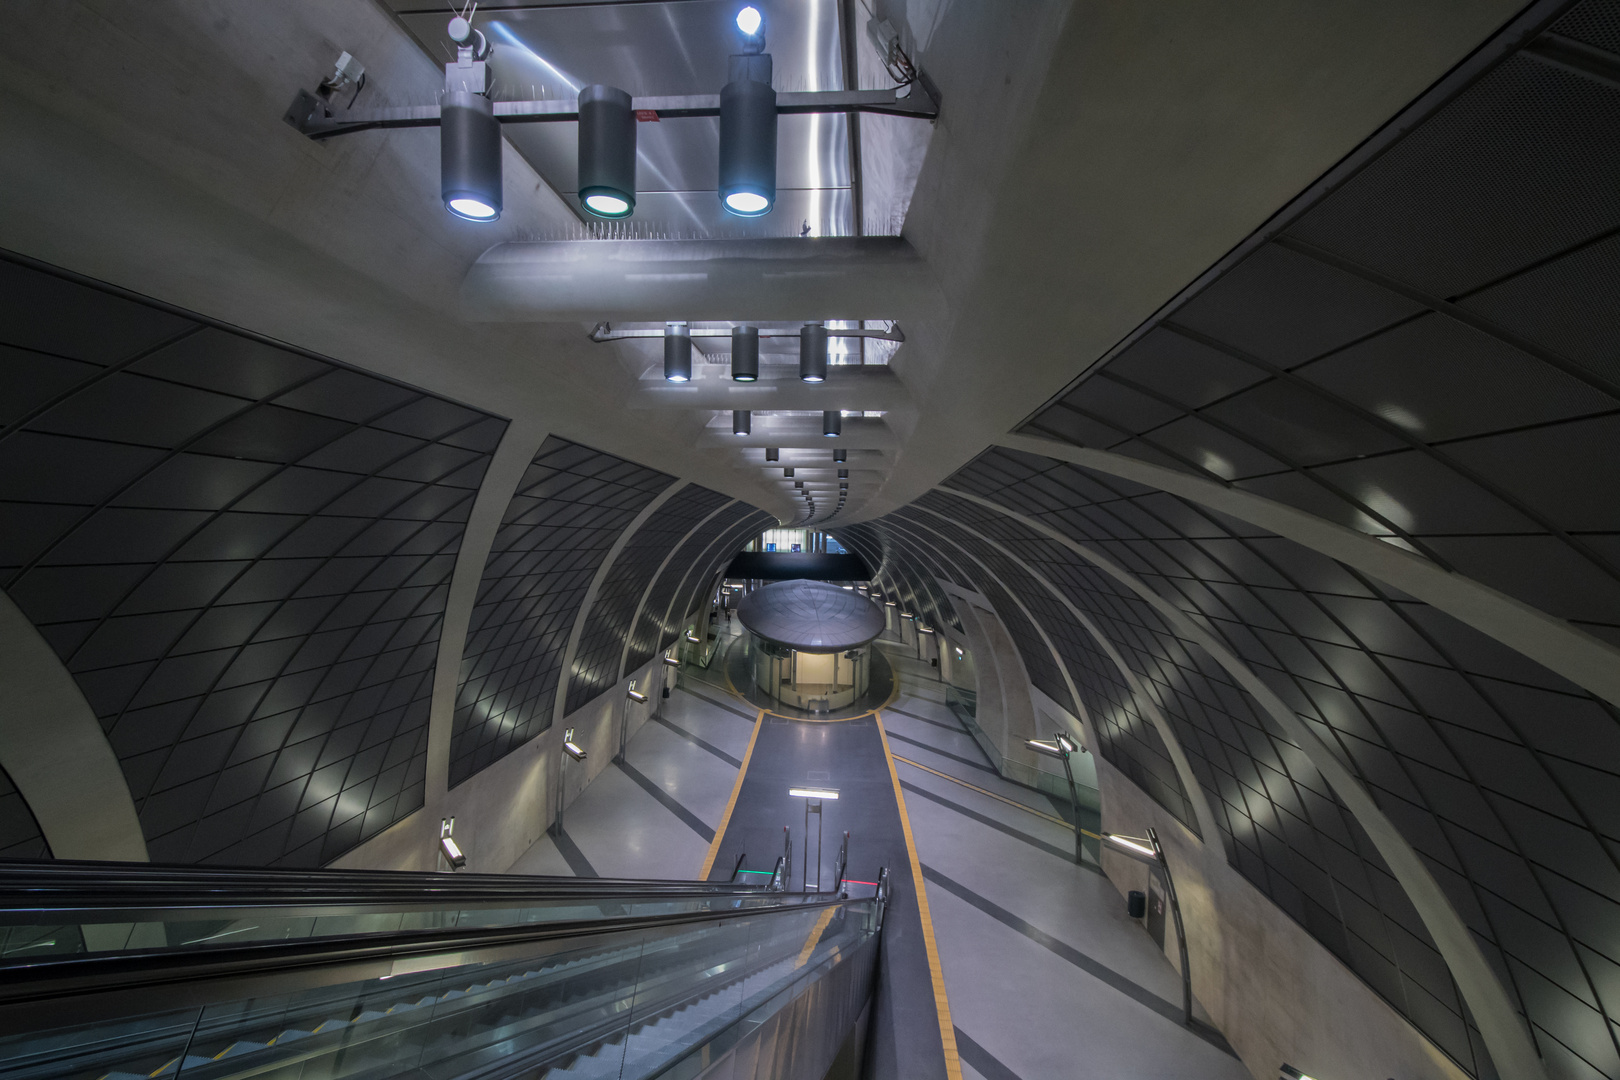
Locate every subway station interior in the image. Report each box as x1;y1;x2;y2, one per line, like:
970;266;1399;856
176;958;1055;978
1;2;1619;1078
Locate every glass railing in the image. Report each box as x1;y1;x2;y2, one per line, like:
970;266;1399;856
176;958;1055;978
0;864;884;1080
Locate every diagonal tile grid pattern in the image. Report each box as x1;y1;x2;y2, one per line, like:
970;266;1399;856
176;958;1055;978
0;256;504;866
0;766;49;860
564;485;733;716
448;438;674;787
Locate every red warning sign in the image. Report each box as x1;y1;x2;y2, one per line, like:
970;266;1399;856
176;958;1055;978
635;109;660;122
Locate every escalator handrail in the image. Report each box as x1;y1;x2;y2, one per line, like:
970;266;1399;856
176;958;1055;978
0;859;775;917
0;890;868;1034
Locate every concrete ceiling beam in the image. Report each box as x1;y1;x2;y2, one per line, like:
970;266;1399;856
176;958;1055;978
461;237;941;323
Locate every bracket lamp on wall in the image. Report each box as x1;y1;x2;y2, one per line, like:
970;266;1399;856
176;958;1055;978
664;322;692;382
578;84;636;217
562;728;588;761
686;631;700;643
663;656;680;667
732;325;760;381
626;688;649;703
438;817;467;870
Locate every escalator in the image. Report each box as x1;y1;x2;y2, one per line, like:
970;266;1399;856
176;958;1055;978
0;860;887;1080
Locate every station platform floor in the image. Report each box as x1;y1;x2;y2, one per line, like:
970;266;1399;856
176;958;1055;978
508;620;1251;1080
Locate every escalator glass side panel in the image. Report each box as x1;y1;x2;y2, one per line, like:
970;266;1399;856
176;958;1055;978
0;898;880;1080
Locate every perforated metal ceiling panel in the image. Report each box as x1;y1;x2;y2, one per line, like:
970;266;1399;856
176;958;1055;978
944;443;1620;1078
448;438;673;788
0;256;505;867
564;485;732;715
0;766;50;861
1023;7;1620;654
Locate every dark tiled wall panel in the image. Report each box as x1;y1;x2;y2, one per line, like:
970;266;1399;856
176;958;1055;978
667;509;776;644
834;523;960;634
947;444;1620;1077
0;766;50;860
1023;40;1620;655
564;485;731;715
447;438;672;787
0;257;504;866
626;502;758;673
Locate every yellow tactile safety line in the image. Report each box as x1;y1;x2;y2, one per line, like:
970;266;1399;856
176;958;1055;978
795;906;838;967
875;711;965;1080
892;755;1100;838
697;708;766;879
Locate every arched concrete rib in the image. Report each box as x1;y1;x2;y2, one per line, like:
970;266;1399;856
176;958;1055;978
901;505;1224;844
552;481;689;729
616;500;737;683
424;417;550;818
997;432;1620;711
0;588;147;861
938;482;1549;1080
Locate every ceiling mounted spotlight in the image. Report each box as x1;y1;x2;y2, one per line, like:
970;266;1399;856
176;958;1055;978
578;85;635;218
800;323;827;382
733;409;752;435
838;469;849;479
732;325;759;382
442;91;501;220
664;322;692;382
833;449;847;463
822;410;842;437
765;447;779;462
720;16;775;217
795;480;804;489
784;467;794;477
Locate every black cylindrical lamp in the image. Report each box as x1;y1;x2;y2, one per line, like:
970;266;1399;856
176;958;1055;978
800;323;827;383
578;85;635;218
795;481;804;489
838;469;849;479
833;448;847;463
442;91;502;220
822;410;842;437
733;410;752;436
765;447;779;462
731;325;760;381
719;60;777;217
664;323;692;383
784;467;794;477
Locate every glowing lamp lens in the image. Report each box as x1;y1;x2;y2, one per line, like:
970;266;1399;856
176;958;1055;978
736;6;763;35
584;193;631;216
448;197;498;220
725;191;770;215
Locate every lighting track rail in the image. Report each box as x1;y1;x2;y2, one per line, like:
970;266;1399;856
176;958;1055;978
589;323;905;344
284;84;940;141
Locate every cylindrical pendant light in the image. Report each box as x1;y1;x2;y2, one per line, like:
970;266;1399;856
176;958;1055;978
795;480;804;489
833;449;846;463
664;323;692;382
800;323;827;383
765;447;779;462
822;410;842;437
733;409;752;435
578;85;635;218
719;58;777;217
442;91;502;220
783;467;794;477
838;469;849;479
731;325;759;382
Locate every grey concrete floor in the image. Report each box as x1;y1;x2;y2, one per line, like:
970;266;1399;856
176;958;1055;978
510;621;1253;1078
